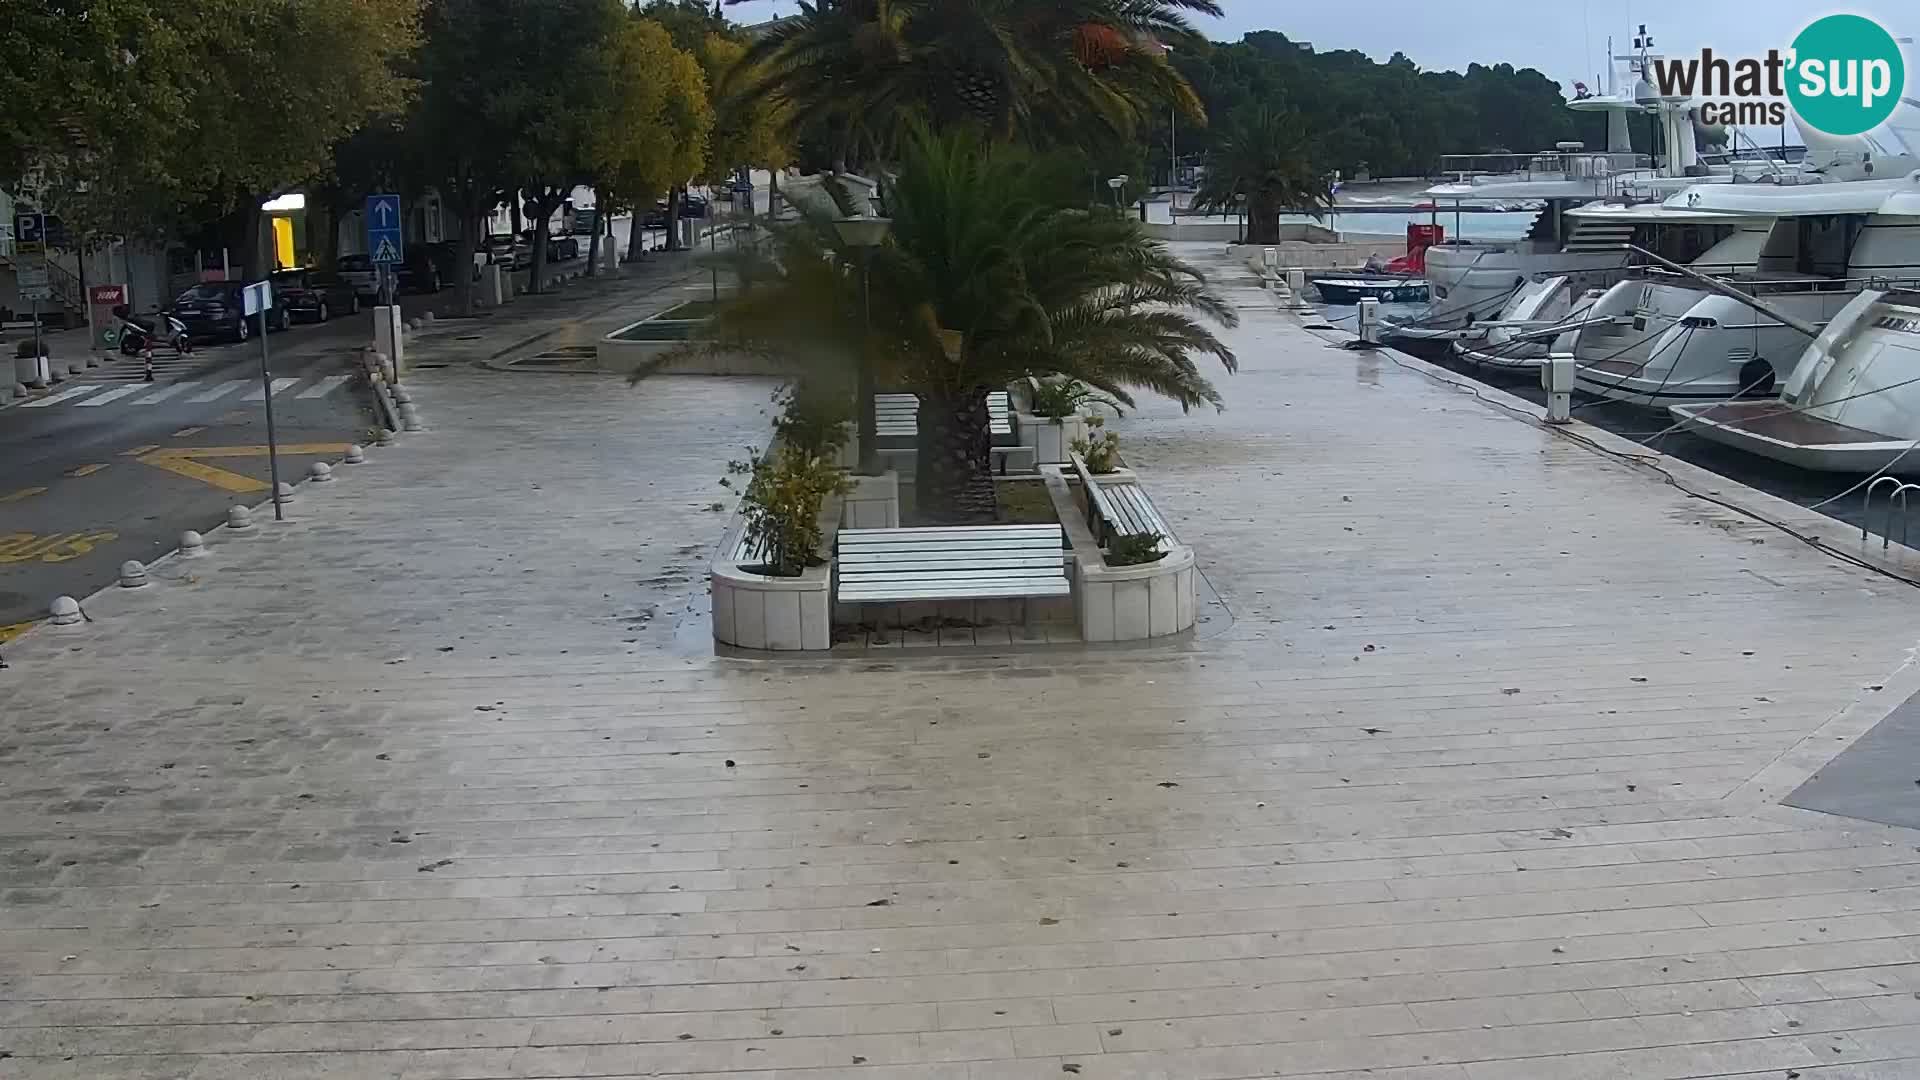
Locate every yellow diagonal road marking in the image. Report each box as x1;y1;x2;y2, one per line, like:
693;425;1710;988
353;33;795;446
121;444;161;457
0;487;46;504
0;619;38;644
136;444;354;494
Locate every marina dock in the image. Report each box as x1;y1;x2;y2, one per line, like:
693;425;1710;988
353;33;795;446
3;244;1920;1077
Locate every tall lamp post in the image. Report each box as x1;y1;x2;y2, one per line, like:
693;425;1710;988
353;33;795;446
833;215;891;475
1106;175;1128;210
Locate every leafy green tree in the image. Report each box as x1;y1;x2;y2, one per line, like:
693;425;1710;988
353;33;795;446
728;0;1220;163
692;129;1237;521
1190;106;1330;244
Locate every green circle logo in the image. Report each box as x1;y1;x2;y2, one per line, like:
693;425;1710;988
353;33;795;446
1787;15;1905;136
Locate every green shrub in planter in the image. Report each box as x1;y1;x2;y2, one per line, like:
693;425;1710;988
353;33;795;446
1106;532;1167;566
1029;378;1119;420
15;339;47;359
1070;416;1122;473
727;445;853;577
771;381;852;459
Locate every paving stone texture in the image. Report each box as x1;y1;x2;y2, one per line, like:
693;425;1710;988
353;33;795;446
3;245;1920;1078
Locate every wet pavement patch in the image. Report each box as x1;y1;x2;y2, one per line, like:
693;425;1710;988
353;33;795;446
1785;687;1920;829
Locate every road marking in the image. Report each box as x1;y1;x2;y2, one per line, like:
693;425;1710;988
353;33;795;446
0;619;37;643
65;463;109;478
20;384;100;408
137;443;354;493
0;487;47;504
134;382;197;405
172;426;205;438
121;444;161;457
0;530;119;564
186;380;247;404
298;375;352;399
75;385;144;407
243;377;301;401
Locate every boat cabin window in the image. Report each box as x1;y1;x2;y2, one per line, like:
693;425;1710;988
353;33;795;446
1797;215;1864;278
1630;222;1737;265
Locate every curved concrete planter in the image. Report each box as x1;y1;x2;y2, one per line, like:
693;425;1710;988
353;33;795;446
711;501;839;652
1077;544;1197;643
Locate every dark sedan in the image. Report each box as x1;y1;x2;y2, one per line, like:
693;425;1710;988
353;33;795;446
168;281;290;344
271;268;361;323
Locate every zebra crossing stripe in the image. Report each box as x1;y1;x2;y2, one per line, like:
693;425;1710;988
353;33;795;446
75;385;145;407
297;375;351;399
21;385;100;408
186;380;248;403
243;377;301;402
132;382;197;405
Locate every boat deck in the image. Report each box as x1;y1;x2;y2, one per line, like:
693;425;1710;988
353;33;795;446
1679;400;1896;446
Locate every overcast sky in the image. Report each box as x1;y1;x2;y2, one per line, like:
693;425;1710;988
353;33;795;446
719;1;1911;97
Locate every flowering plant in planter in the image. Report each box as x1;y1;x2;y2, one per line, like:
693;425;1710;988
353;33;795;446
725;445;852;577
1069;416;1122;473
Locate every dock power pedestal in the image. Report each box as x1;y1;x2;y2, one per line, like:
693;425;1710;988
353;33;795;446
1542;356;1575;423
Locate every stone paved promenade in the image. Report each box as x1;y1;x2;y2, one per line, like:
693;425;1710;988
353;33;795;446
3;246;1920;1078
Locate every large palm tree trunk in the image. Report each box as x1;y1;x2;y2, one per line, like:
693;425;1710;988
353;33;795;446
916;388;999;523
1247;193;1281;245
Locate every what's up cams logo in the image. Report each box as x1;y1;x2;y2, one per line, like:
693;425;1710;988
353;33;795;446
1647;14;1907;135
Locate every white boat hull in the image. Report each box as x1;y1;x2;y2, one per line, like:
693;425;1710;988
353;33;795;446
1669;401;1915;473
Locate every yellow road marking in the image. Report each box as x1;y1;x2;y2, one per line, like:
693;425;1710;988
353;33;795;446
0;487;46;504
136;444;354;493
0;619;38;643
171;426;204;438
0;530;119;564
121;444;161;457
65;463;109;478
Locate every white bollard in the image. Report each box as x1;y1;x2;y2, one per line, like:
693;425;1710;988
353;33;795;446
392;385;413;405
179;530;207;558
308;461;334;483
274;481;295;504
376;428;396;446
119;560;149;588
49;595;82;626
399;403;423;432
373;305;405;376
344;444;366;465
227;505;255;531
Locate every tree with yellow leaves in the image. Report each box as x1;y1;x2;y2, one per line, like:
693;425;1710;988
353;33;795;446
582;15;711;263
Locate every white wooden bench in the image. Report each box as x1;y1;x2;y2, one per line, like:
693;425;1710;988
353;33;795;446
837;525;1069;616
874;392;1017;445
1071;453;1174;551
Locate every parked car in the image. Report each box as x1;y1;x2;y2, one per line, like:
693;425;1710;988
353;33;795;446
547;234;580;261
397;244;454;293
168;281;290;343
482;235;530;270
270;268;360;323
334;253;380;299
639;204;669;230
680;192;709;218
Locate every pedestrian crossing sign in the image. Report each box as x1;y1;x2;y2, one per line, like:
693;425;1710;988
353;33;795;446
372;236;402;264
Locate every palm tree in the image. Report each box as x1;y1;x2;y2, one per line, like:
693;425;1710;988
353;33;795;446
1191;106;1332;244
692;129;1238;521
723;0;1221;161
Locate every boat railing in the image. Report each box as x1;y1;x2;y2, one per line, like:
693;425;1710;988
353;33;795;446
1438;152;1650;183
1629;267;1920;296
1863;477;1920;552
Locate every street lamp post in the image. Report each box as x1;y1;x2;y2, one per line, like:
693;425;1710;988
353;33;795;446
833;215;891;476
1106;175;1128;210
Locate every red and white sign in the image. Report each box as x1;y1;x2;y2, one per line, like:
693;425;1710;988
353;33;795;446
89;284;129;306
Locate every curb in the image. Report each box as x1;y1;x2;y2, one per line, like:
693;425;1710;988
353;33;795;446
476;268;712;374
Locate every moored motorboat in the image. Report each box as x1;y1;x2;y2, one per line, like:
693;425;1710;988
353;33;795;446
1667;288;1920;473
1311;277;1430;304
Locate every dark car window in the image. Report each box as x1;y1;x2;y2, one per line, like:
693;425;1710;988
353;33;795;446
338;256;371;270
178;284;237;303
271;271;308;287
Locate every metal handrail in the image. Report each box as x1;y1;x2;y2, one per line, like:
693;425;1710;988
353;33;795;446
1631;267;1920;293
1598;244;1823;339
1863;477;1920;551
1438;151;1650;178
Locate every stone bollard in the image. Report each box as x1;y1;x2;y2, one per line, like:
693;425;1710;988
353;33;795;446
393;385;413;405
49;595;82;626
228;505;255;531
308;461;334;483
119;560;149;588
399;403;423;432
407;317;423;332
0;382;12;405
344;444;366;465
375;428;396;446
274;481;295;504
67;362;84;376
423;311;436;324
179;530;207;558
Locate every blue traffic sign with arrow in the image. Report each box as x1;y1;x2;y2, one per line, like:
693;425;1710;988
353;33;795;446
365;194;404;264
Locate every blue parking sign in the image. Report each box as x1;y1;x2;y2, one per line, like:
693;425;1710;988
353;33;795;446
365;194;404;263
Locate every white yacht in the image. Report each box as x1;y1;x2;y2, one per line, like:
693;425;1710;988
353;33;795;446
1667;278;1920;474
1416;24;1915;333
1453;203;1773;371
1570;173;1920;408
